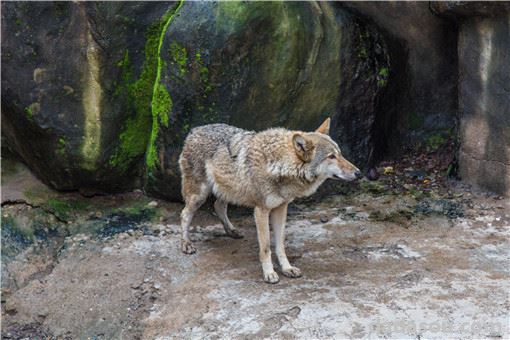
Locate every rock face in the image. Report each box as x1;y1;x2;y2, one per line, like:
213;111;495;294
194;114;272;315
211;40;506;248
1;1;175;193
340;2;458;156
2;1;389;200
433;2;510;196
146;1;389;198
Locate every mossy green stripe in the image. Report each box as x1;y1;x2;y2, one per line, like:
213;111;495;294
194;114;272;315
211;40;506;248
146;0;185;170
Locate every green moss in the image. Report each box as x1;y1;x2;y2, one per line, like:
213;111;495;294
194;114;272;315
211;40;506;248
169;41;188;76
47;199;72;220
357;47;368;59
426;134;446;151
24;106;33;120
146;0;185;170
57;137;66;156
360;180;386;195
195;49;214;97
379;67;389;78
377;67;389;88
216;2;272;32
191;48;217;124
109;50;150;172
153;83;172;128
47;198;90;220
109;1;184;173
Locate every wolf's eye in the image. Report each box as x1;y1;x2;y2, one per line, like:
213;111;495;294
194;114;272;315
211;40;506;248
328;154;336;160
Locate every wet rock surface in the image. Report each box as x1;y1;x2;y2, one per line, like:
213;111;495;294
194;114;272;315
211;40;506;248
2;160;509;339
2;2;389;200
146;1;389;198
1;2;174;192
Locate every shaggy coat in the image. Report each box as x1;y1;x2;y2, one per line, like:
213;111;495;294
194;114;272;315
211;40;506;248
178;118;361;283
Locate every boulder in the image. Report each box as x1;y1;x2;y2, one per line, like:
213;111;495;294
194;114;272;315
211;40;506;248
145;1;389;199
1;1;177;193
2;2;389;200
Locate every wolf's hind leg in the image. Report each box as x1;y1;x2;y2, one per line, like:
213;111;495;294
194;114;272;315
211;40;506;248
214;199;243;239
271;203;301;278
180;183;209;254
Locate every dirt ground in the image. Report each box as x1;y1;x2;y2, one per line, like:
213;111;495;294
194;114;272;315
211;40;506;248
1;160;509;339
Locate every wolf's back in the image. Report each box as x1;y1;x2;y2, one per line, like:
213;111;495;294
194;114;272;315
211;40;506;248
179;124;246;178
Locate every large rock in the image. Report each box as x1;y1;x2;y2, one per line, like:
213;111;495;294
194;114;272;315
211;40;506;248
2;2;389;200
145;1;389;199
433;2;510;196
1;2;176;193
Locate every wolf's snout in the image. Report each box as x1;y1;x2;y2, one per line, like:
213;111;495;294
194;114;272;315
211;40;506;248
354;170;363;179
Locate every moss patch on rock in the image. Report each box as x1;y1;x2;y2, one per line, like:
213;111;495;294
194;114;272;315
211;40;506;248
169;41;188;76
57;137;66;157
146;0;185;170
109;1;184;173
24;105;33;120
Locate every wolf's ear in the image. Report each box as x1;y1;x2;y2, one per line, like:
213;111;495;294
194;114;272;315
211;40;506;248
293;133;315;162
315;117;330;135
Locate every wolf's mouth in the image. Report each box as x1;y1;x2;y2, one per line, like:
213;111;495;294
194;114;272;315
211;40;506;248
332;174;342;180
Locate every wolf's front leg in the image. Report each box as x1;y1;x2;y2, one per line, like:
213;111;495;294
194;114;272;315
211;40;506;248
270;203;302;278
254;206;279;283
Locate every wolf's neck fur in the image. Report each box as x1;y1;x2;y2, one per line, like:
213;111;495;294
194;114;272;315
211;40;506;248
266;159;315;181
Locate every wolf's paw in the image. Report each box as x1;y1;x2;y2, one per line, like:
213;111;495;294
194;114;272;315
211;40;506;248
282;266;302;278
181;240;196;254
226;228;244;239
263;271;280;284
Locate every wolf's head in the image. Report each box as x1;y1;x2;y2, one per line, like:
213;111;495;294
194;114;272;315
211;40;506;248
292;118;362;181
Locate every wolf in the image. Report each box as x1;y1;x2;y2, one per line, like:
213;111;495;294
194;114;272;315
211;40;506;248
178;118;361;283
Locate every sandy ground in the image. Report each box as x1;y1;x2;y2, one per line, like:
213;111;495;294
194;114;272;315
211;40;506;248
1;161;509;339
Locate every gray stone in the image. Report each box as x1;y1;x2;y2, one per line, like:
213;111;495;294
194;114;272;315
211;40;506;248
457;16;510;196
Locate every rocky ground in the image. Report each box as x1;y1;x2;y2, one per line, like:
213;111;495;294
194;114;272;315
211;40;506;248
1;156;509;339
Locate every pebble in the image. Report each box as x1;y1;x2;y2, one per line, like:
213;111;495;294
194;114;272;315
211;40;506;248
320;215;329;223
5;300;17;312
154;283;161;290
366;168;380;181
148;201;158;208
